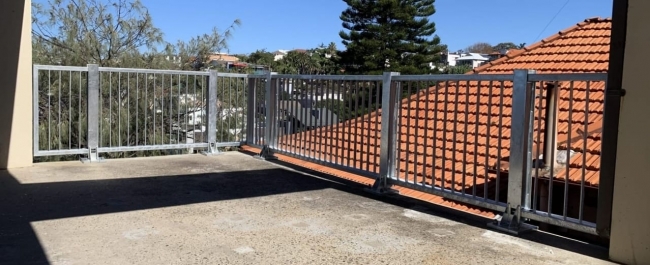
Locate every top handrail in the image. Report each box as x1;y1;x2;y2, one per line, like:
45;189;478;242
33;64;609;82
272;74;384;81
33;65;273;78
99;67;210;76
33;65;89;71
527;73;608;82
392;74;514;81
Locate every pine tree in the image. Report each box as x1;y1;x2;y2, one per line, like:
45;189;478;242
338;0;443;75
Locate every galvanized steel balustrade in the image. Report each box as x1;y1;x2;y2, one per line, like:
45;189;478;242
523;73;609;235
33;65;612;237
256;70;611;236
386;73;515;212
268;74;385;178
33;64;265;160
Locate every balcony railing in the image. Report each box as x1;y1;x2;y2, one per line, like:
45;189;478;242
33;65;266;160
32;64;612;237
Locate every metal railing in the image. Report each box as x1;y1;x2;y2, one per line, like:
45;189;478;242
33;65;613;237
268;74;385;178
386;74;515;212
257;70;611;236
33;64;265;160
33;65;90;157
522;73;609;234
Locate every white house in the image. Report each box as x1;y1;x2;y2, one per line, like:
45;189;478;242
445;52;463;66
184;108;205;125
455;53;490;68
429;51;463;70
273;50;289;61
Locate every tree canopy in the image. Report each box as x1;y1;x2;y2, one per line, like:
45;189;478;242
337;0;443;75
492;42;518;52
175;21;241;71
464;42;494;54
32;0;164;67
32;0;240;71
462;41;526;54
32;0;244;162
243;43;340;75
247;49;276;67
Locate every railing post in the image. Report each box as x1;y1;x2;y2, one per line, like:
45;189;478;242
370;72;400;194
81;64;103;163
201;70;220;155
246;77;256;146
269;77;280;148
256;71;277;160
489;69;536;233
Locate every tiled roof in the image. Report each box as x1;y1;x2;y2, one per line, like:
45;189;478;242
208;54;240;63
272;17;611;215
470;17;610;187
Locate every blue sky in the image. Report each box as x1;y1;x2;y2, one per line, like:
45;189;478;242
137;0;610;54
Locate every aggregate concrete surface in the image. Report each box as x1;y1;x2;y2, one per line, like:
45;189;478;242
0;152;613;265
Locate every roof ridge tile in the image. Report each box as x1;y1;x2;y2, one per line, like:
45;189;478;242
470;17;606;74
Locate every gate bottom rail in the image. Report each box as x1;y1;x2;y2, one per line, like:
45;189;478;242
520;210;598;236
386;178;507;214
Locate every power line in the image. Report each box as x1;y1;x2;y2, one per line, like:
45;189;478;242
532;0;571;43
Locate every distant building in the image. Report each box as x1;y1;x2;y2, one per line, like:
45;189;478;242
207;53;240;69
273;50;289;61
455;53;490;68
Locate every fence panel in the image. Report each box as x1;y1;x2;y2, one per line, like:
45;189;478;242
246;75;267;147
33;65;90;159
519;73;608;234
213;73;252;147
96;68;210;155
386;74;515;212
34;65;263;159
270;74;384;178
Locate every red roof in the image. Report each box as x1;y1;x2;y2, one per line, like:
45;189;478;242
266;17;611;217
470;17;610;187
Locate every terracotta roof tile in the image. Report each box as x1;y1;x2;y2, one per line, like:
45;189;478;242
272;17;611;218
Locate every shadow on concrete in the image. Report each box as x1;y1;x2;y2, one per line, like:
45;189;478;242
0;156;612;264
0;167;338;264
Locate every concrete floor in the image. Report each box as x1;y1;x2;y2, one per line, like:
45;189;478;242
0;152;613;265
